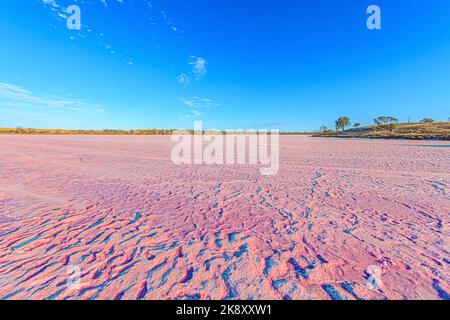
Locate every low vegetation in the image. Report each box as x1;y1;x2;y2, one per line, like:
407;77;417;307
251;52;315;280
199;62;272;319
0;127;177;135
2;118;450;140
0;127;312;136
315;117;450;140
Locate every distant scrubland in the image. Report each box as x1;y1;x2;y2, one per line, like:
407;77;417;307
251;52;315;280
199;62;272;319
0;128;177;135
2;119;450;140
314;118;450;140
0;127;311;136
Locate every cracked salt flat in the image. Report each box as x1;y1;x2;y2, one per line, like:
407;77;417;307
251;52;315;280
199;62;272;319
0;135;449;300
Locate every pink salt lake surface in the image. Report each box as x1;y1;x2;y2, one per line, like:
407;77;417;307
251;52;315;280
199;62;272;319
0;135;449;300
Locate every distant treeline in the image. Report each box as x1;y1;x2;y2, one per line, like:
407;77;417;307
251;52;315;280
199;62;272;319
0;127;176;135
314;117;450;140
0;127;312;135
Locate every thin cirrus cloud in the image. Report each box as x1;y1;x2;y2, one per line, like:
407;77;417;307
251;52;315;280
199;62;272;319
189;56;207;79
179;97;218;120
177;56;213;120
176;73;191;88
177;56;208;87
37;0;183;65
0;82;107;117
181;97;217;109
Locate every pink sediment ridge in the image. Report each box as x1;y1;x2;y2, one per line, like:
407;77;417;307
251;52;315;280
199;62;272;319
0;135;448;300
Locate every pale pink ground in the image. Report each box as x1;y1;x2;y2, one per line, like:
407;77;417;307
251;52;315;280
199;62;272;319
0;135;449;300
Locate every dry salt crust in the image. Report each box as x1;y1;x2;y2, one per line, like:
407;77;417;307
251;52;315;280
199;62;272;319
0;135;449;300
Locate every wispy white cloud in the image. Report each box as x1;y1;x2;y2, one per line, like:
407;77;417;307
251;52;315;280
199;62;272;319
37;0;134;65
189;56;208;79
181;97;217;109
250;121;288;128
39;0;122;9
99;0;124;8
38;0;184;68
41;0;59;8
161;10;181;32
179;97;218;120
0;82;107;116
177;56;208;88
177;73;190;87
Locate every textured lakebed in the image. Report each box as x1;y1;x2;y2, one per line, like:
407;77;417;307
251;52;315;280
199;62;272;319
0;135;449;300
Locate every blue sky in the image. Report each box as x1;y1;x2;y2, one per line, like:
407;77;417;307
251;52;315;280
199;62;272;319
0;0;449;131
